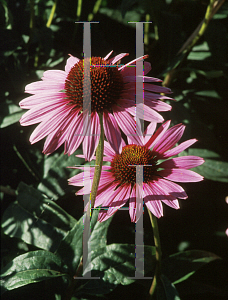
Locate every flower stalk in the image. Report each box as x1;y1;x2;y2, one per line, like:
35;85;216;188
147;208;162;298
90;112;104;210
46;0;58;28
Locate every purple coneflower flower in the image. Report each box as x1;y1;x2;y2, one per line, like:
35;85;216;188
69;120;204;222
19;51;172;161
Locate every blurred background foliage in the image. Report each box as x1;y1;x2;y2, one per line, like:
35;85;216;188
1;0;228;299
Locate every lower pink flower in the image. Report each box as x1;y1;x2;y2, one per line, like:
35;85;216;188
69;120;204;222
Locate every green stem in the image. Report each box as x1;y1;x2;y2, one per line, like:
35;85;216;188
76;0;83;20
185;0;215;54
163;0;223;88
147;208;162;298
90;112;104;210
46;0;58;28
88;0;103;22
64;113;104;300
29;0;35;30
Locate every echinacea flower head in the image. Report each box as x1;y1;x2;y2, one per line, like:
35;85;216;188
19;51;172;161
68;120;204;222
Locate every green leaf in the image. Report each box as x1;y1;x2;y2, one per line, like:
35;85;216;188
0;250;67;294
38;151;84;200
162;250;220;285
1;182;76;252
193;159;228;182
55;210;112;275
195;90;221;99
187;52;211;60
78;244;156;295
156;274;180;300
0;103;24;128
180;149;228;182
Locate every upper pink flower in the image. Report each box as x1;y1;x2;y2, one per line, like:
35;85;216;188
68;120;204;222
19;51;172;161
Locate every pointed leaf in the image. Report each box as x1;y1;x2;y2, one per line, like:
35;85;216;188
2;182;76;252
162;250;220;285
79;244;156;295
1;250;67;294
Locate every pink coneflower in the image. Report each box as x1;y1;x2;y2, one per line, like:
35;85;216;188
19;51;172;161
68;120;204;222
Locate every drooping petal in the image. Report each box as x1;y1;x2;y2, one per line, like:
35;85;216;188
158;169;204;182
159;156;205;170
64;112;88;155
20;100;70;126
98;185;131;222
144;183;163;218
82;112;100;161
144;98;172;112
113;105;143;146
152;178;188;199
29;106;72;144
126;103;164;123
103;110;122;154
162;200;180;209
103;140;116;157
129;184;144;222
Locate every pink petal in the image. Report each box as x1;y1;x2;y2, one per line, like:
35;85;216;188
64;112;87;155
144;83;172;94
104;50;113;60
109;53;129;64
162;200;180;209
159;156;205;170
144;184;163;218
126;103;164;123
25;80;65;94
145;120;171;150
103;140;116;157
29;106;71;144
65;55;80;73
129;184;144;222
42;70;67;81
158;169;204;182
138;75;162;82
19;92;68;109
144;98;172;112
43;110;79;154
113;105;143;146
20;100;70;126
152;178;187;199
143;122;157;145
153;124;185;154
163;139;197;158
68;170;95;186
97;184;131;222
119;56;151;74
102;184;131;208
103;111;122;154
82;112;100;161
